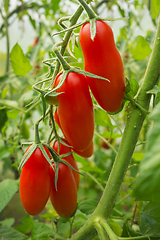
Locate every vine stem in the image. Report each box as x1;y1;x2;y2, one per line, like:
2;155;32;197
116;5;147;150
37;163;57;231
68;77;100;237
70;13;160;240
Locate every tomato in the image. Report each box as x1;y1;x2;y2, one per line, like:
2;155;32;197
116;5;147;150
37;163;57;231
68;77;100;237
79;20;125;113
50;162;77;218
101;138;113;150
74;140;93;158
52;140;80;188
54;109;93;158
19;145;51;216
54;72;94;151
32;37;39;47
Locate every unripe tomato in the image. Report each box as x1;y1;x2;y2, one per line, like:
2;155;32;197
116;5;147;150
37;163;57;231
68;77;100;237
19;145;51;216
54;109;93;158
52;140;80;188
54;72;94;151
79;20;125;113
50;162;77;218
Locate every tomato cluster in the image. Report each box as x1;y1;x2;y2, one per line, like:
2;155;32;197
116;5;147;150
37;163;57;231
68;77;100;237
19;143;79;218
19;20;125;218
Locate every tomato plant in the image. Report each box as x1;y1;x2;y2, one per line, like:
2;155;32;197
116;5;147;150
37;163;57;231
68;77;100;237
19;145;51;216
52;140;80;188
50;162;77;218
79;20;125;113
54;72;94;151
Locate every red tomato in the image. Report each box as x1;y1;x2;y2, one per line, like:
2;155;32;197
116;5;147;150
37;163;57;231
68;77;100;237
54;72;94;151
101;138;113;149
54;109;93;158
74;140;93;158
52;140;80;188
32;37;39;47
19;145;51;216
79;20;125;113
50;162;77;218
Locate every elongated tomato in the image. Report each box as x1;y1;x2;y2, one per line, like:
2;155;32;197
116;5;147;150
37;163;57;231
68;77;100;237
79;20;125;113
50;162;77;218
19;145;51;215
54;72;94;151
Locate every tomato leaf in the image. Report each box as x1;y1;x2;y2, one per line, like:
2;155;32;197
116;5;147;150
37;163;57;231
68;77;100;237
31;220;53;239
130;36;152;61
10;43;32;76
0;226;26;240
133;102;160;201
78;199;97;215
0;179;19;213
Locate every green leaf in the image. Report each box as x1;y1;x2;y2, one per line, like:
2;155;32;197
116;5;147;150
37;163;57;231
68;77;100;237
0;179;19;213
78;199;97;215
0;218;15;228
0;225;26;240
0;109;8;131
143;201;160;232
95;109;114;129
130;36;152;61
140;211;158;235
132;152;144;161
14;216;33;234
151;0;160;19
133;102;160;201
10;43;32;76
31;220;53;240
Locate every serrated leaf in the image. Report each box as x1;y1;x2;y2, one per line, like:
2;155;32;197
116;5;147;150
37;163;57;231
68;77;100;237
78;199;97;215
31;220;53;240
0;226;26;240
133;102;160;201
130;36;152;61
10;43;32;76
0;179;19;213
14;216;33;234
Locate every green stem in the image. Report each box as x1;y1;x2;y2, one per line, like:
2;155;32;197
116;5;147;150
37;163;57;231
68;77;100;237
76;0;96;19
54;48;70;71
70;13;160;240
94;221;109;240
51;0;92;83
99;219;118;240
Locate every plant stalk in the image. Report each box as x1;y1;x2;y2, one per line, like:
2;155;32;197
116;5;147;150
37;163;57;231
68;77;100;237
70;13;160;240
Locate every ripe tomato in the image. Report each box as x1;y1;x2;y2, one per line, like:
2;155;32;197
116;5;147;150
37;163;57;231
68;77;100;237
54;72;94;151
74;140;93;158
54;109;93;158
19;145;51;216
50;162;77;218
52;140;80;188
79;20;125;113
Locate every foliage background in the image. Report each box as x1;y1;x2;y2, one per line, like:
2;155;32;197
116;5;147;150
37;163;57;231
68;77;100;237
0;0;160;239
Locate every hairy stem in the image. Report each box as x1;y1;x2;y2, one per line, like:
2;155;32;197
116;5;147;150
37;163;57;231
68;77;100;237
70;13;160;240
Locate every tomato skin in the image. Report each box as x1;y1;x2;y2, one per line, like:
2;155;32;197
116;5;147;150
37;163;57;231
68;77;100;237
74;140;93;158
79;20;125;113
19;145;51;216
54;72;94;151
54;109;93;158
50;162;77;218
53;140;80;188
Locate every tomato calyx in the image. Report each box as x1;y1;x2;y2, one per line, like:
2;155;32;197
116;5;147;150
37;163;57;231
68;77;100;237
18;143;54;171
